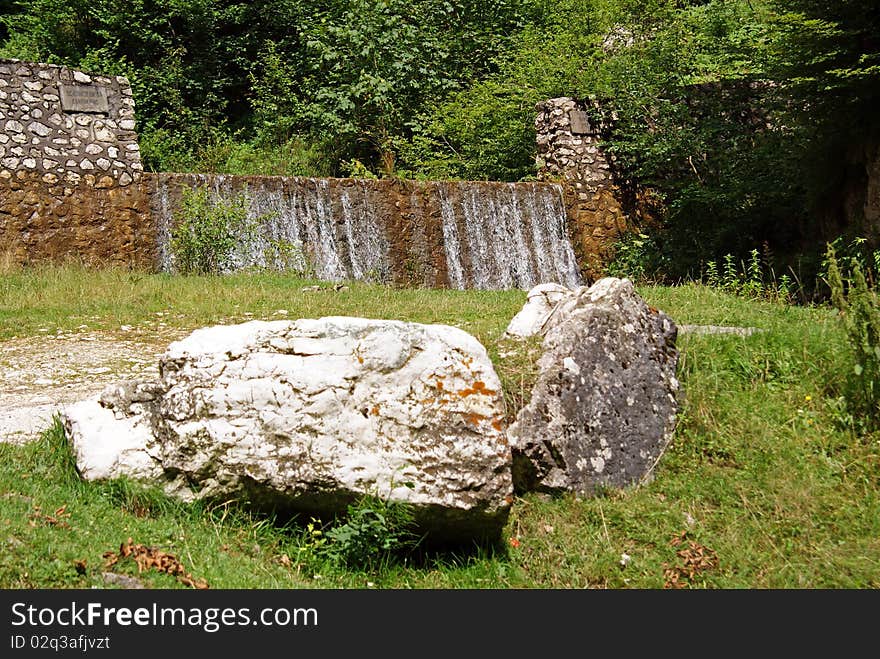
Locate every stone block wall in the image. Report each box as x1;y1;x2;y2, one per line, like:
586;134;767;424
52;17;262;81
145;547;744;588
0;59;152;267
535;97;628;276
0;60;634;283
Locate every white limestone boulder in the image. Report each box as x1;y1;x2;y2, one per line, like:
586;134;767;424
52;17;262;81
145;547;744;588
61;317;513;542
503;283;573;339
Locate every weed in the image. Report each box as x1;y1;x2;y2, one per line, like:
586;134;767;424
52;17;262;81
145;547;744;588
824;242;880;431
0;248;21;275
703;248;794;303
170;186;259;275
317;492;419;571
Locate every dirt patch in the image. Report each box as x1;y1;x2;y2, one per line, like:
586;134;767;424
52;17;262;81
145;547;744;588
0;327;188;444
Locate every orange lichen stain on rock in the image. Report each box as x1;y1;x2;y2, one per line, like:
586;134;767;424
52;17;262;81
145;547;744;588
370;405;380;416
464;412;485;427
491;416;505;432
457;380;496;398
419;383;450;406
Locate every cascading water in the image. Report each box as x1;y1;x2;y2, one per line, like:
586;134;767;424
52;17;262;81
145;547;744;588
152;174;582;290
339;180;390;282
435;181;582;290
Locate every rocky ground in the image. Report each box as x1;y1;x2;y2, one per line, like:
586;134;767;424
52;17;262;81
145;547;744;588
0;326;188;444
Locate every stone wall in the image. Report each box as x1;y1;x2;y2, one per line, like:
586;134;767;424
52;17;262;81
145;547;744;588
535;97;628;276
0;60;628;283
0;173;153;268
0;59;142;187
0;59;151;267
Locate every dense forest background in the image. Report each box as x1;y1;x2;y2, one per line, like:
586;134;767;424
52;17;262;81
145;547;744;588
1;0;878;283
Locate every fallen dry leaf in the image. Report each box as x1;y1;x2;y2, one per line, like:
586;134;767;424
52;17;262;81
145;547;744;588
28;504;71;529
103;538;209;589
663;531;718;589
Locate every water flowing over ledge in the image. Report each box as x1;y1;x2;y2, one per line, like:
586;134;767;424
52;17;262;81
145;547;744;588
150;173;583;290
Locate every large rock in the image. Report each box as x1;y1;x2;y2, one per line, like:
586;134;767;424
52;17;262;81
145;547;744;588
507;278;679;495
62;317;513;542
503;283;572;339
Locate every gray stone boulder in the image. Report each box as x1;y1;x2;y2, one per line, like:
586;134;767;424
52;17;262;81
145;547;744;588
507;277;679;495
62;317;513;542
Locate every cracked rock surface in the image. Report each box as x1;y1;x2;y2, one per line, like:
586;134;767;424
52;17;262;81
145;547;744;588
507;278;680;495
62;317;513;542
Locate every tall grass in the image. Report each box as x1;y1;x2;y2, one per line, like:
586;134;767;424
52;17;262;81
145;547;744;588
0;267;878;588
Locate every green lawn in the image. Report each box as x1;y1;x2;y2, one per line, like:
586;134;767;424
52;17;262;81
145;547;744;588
1;265;877;588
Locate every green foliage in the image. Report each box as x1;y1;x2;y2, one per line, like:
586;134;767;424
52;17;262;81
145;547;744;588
247;0;542;174
263;238;317;278
314;493;419;570
0;0;284;166
605;231;663;283
401;1;601;180
0;0;545;174
408;0;880;282
703;248;795;303
170;186;258;275
824;241;880;430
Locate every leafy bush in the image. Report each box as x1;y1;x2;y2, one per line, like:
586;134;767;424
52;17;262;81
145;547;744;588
825;242;880;431
317;493;418;570
170;187;258;275
605;231;661;283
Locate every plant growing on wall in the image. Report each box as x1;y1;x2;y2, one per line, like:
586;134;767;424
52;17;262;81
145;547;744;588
170;186;258;275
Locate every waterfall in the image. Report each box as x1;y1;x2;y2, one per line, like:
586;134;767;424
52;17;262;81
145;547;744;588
438;185;465;289
435;181;582;290
339;180;390;282
152;174;583;290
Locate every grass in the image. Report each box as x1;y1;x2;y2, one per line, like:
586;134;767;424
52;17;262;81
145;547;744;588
1;264;878;588
0;262;524;345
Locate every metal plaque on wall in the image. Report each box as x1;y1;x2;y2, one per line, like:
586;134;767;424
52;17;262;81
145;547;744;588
59;84;109;114
569;109;594;135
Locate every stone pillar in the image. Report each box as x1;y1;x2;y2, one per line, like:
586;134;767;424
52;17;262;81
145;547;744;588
535;97;628;278
0;59;154;268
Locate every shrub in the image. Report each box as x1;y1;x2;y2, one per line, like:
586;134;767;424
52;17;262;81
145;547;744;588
605;231;663;283
170;186;257;275
318;493;418;571
825;242;880;431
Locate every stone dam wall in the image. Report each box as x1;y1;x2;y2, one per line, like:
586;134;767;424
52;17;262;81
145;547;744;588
149;173;583;290
0;61;632;289
0;59;153;269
